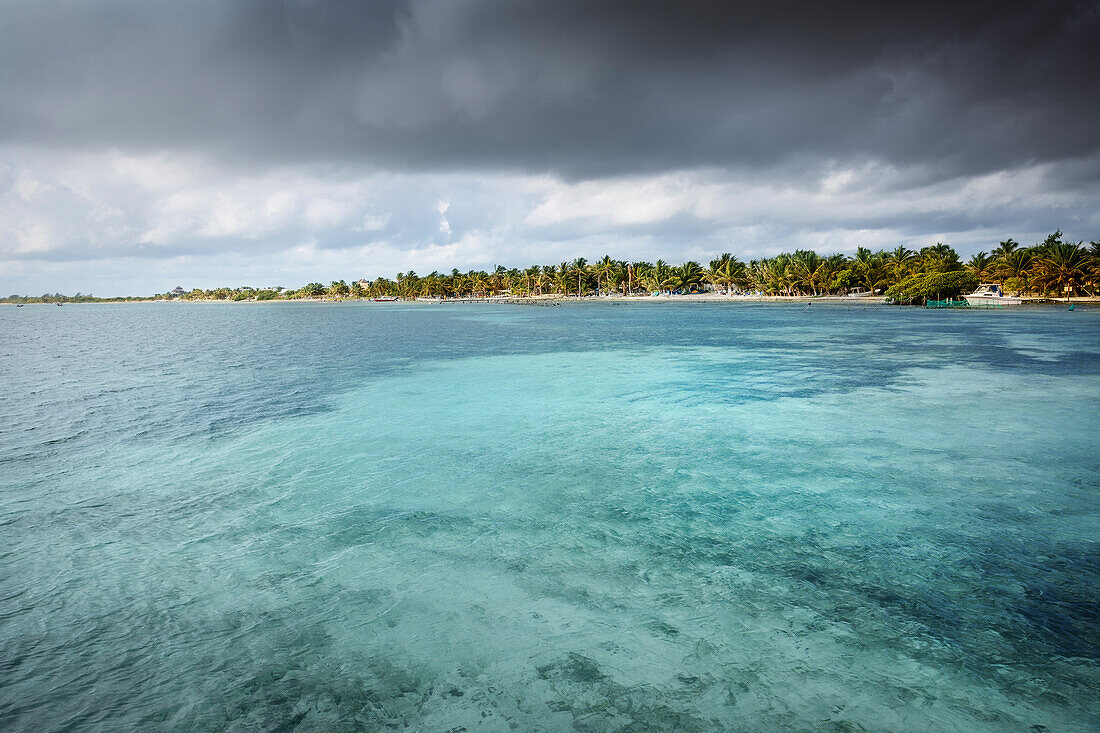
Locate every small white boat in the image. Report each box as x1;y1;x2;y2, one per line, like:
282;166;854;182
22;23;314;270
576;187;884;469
373;296;399;302
964;283;1022;306
846;288;874;298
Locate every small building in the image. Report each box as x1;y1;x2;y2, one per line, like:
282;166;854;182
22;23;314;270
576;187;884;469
170;286;185;297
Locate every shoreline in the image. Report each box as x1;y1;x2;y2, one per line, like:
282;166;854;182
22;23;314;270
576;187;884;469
5;295;1099;306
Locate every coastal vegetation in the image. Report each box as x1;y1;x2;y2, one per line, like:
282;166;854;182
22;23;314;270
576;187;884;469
0;292;150;304
883;271;979;305
275;232;1097;303
5;232;1096;305
282;232;1093;303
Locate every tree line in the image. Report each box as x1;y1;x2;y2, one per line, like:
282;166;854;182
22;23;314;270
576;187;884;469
7;231;1094;304
0;292;150;304
273;231;1096;303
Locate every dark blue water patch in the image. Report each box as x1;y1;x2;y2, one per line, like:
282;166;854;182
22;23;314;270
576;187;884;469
1015;594;1099;660
1009;544;1100;660
836;531;1100;666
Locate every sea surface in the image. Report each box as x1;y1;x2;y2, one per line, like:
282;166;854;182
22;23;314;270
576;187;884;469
1;301;1098;731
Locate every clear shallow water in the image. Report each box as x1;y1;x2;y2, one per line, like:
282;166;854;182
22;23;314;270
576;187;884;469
1;301;1098;731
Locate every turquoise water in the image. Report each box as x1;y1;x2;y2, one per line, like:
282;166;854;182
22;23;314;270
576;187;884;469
1;301;1098;731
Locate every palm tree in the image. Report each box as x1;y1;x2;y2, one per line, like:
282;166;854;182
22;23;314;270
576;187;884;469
554;262;572;295
301;282;325;298
996;249;1034;293
654;260;677;294
469;271;490;297
788;250;822;295
992;239;1019;261
592;255;615;295
637;260;667;294
675;261;704;293
889;246;915;264
607;261;628;295
925;243;954;259
755;257;791;295
728;257;749;292
1036;230;1064;254
855;252;889;295
534;268;551;296
967;252;995;281
1090;242;1100;294
520;266;540;296
814;254;847;295
395;271;420;298
919;243;960;272
491;265;511;295
571;257;589;297
432;273;450;298
1032;242;1090;298
707;253;733;294
630;262;653;294
887;247;915;281
446;273;465;297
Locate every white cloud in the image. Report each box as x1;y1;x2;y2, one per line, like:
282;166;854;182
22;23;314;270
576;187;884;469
435;197;452;237
525;174;700;227
353;213;391;232
1;145;1096;295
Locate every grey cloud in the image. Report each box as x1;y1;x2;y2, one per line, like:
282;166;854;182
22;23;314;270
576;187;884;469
2;0;1098;297
0;0;1096;181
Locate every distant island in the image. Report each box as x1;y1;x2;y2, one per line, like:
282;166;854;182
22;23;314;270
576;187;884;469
5;232;1096;305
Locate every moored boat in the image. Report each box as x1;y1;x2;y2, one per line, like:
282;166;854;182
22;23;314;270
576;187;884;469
373;296;399;302
964;283;1022;306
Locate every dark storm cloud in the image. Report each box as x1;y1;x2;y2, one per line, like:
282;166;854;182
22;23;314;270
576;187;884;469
0;0;1097;180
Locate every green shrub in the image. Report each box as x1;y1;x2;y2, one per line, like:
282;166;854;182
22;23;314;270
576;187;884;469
831;269;855;291
884;270;979;304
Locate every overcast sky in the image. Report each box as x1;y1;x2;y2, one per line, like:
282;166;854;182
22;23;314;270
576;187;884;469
2;0;1098;295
